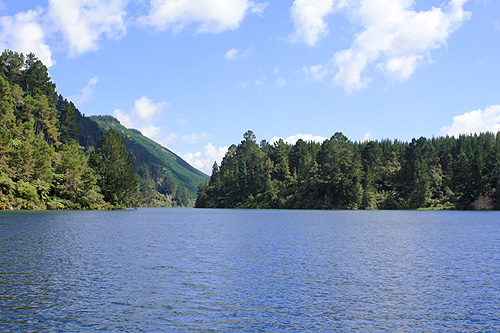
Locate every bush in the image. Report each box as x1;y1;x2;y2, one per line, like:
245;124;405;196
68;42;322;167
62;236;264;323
15;180;39;201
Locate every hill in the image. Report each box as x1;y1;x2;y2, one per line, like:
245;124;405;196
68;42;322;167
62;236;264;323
0;49;207;210
86;115;208;201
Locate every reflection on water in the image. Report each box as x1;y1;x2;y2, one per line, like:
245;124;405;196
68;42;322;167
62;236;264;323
1;209;500;331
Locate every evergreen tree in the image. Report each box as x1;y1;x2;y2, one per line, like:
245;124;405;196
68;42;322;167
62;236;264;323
90;129;139;207
197;130;500;211
0;50;24;86
175;185;190;207
54;142;105;209
20;53;58;106
317;133;362;209
56;95;82;143
158;173;176;195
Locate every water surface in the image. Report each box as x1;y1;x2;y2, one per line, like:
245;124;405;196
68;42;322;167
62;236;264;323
1;209;500;331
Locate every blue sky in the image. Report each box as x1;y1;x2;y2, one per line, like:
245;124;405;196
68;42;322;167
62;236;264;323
1;0;499;174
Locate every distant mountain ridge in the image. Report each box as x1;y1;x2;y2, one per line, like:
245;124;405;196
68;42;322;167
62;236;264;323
78;115;208;201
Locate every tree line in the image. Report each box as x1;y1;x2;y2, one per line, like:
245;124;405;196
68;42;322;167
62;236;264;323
196;130;500;210
0;50;190;210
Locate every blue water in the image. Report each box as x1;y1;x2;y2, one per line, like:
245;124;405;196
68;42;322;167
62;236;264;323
1;209;500;331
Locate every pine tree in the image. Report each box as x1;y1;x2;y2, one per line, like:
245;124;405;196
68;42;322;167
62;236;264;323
54;142;105;209
90;129;138;207
158;173;175;195
56;95;82;143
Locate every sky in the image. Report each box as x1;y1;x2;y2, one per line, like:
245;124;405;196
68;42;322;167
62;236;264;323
1;0;500;175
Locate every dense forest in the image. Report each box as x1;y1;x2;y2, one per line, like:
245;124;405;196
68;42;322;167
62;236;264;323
0;50;205;210
87;115;208;203
196;130;500;210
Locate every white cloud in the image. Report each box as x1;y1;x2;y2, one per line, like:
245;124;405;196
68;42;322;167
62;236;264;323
160;132;179;145
276;76;286;87
68;76;99;106
113;96;169;142
271;133;328;145
182;132;208;144
363;131;372;141
139;0;266;34
1;0;265;64
224;47;252;60
134;96;169;121
377;55;423;82
289;0;336;46
441;105;500;137
332;0;470;92
112;108;134;128
225;47;239;60
48;0;128;56
274;68;285;87
0;8;54;67
182;143;229;174
303;64;330;82
296;0;471;92
250;2;268;16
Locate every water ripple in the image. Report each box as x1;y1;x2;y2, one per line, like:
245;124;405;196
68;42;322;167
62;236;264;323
1;209;500;331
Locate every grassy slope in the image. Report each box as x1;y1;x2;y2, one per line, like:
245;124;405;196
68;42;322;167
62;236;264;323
90;116;208;198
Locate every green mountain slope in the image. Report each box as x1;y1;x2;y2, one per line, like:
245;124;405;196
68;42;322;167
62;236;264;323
85;116;208;199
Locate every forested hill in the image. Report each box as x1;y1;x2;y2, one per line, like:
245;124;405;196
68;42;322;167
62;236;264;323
0;50;207;210
87;115;208;200
196;130;500;210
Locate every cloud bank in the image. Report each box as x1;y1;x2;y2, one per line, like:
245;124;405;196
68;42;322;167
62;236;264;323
271;133;328;145
113;96;169;140
0;8;54;67
182;143;229;175
441;105;500;137
0;0;266;65
289;0;337;46
294;0;471;92
48;0;128;56
1;0;469;97
139;0;266;33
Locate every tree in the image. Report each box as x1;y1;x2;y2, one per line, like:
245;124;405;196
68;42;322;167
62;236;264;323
20;53;57;106
56;95;81;143
196;130;500;210
317;133;362;209
54;142;105;209
270;139;291;182
90;129;139;207
243;130;256;142
0;50;24;86
157;173;175;195
23;94;59;146
175;185;189;206
360;141;384;209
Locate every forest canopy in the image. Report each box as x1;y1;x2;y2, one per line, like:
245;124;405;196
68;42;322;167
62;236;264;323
0;50;196;210
196;130;500;210
2;49;497;211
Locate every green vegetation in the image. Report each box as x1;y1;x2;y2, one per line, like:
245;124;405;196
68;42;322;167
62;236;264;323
0;50;107;209
89;115;208;204
89;129;139;207
196;130;500;210
0;50;207;210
